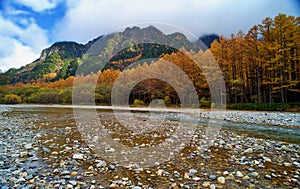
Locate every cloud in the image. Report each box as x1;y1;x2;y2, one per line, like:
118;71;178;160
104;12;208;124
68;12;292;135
0;39;39;71
13;0;62;12
54;0;300;43
0;15;49;71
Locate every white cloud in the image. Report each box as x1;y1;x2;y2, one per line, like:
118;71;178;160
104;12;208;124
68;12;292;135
0;15;49;71
14;0;62;12
0;39;40;71
55;0;300;43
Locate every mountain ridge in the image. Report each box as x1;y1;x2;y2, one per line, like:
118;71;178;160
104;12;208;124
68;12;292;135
0;26;218;85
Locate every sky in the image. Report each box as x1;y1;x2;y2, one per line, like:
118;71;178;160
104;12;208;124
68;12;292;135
0;0;299;71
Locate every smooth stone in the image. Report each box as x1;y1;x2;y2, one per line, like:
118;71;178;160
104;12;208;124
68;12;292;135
65;127;72;131
71;172;78;177
236;171;243;177
69;180;77;186
248;167;255;172
244;148;253;153
24;143;32;150
251;172;259;177
210;184;216;189
202;181;210;187
281;145;291;152
271;173;277;178
17;177;25;183
43;147;51;153
12;154;20;158
61;170;70;175
209;175;216;181
31;157;39;161
109;183;118;188
88;166;94;171
21;172;28;177
217;176;225;184
188;169;197;177
96;160;107;168
157;169;164;176
132;187;142;189
254;160;260;165
106;148;115;153
20;151;27;157
72;154;84;160
108;165;115;170
25;175;33;180
193;176;201;181
264;174;271;180
263;156;271;162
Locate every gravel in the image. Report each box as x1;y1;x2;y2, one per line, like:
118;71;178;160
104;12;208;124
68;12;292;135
0;105;299;188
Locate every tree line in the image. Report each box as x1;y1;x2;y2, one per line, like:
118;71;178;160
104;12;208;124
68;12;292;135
210;14;300;104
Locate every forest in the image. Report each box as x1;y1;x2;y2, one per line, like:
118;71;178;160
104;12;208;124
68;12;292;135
0;14;299;111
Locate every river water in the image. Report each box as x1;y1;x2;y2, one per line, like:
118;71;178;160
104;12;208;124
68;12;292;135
2;104;299;144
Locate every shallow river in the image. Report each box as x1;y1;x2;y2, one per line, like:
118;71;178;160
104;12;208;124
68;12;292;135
1;104;300;188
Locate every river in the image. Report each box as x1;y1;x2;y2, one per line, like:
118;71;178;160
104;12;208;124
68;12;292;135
0;104;299;188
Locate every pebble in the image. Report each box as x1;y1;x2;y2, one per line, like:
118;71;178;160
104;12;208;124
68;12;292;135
71;172;78;177
202;181;210;187
69;180;77;186
209;175;216;180
244;148;253;153
109;183;118;188
217;177;225;184
188;169;197;177
24;143;32;150
264;174;272;180
157;169;164;176
61;170;70;175
72;153;84;160
96;160;107;168
236;171;243;177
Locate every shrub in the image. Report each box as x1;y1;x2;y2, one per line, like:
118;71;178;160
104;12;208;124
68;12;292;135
2;94;22;104
133;99;145;106
199;97;211;108
228;103;290;111
164;96;170;104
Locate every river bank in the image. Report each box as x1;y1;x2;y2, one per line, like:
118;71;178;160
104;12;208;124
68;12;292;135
0;105;299;188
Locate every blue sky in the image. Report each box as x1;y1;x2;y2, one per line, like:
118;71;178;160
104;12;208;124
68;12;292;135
0;0;299;71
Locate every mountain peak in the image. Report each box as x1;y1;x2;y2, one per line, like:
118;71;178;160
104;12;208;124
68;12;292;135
39;41;86;61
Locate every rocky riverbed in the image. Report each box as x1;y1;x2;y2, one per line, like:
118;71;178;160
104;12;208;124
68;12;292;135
0;105;300;188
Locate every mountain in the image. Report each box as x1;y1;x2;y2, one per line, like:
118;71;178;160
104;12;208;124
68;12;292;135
39;41;86;60
198;34;219;48
0;26;204;85
0;41;88;84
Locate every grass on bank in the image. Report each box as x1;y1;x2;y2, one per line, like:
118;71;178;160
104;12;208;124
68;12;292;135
228;102;300;112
